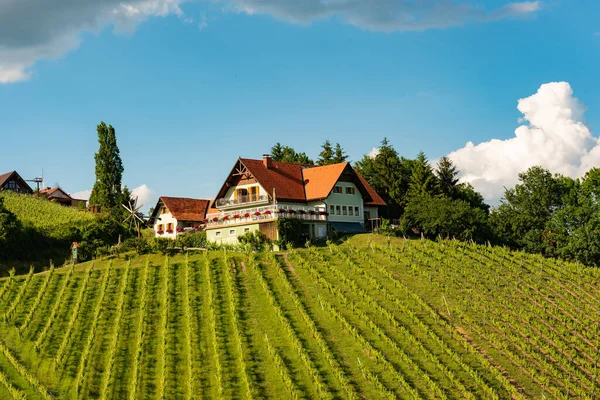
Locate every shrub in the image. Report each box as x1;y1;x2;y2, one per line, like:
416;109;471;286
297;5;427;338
120;237;151;255
152;237;171;255
238;231;270;252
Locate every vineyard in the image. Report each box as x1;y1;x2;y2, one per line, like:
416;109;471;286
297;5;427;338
1;234;600;399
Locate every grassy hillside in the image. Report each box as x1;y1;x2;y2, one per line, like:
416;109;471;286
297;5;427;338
0;235;599;399
1;191;94;241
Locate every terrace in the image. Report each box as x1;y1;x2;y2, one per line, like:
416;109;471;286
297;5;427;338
214;194;270;209
204;204;327;228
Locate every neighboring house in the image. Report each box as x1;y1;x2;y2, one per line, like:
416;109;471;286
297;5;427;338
204;155;386;245
39;186;87;207
147;196;212;239
0;171;33;194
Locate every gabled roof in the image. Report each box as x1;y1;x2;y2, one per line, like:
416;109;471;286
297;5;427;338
302;162;349;200
239;158;306;201
214;157;387;207
40;186;72;199
0;171;33;193
149;196;211;223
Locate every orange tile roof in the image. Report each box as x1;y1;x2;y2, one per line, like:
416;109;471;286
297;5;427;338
239;158;306;201
302;162;349;200
356;171;386;206
160;197;211;221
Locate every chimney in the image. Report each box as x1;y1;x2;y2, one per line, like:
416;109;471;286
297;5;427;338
263;154;273;169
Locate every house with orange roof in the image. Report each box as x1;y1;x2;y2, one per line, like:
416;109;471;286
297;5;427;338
147;197;212;239
204;155;386;245
39;186;86;207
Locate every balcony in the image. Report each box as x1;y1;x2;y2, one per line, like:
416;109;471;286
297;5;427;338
215;194;269;209
205;204;327;228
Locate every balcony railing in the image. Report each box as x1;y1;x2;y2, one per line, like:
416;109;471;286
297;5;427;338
215;194;269;208
205;204;327;228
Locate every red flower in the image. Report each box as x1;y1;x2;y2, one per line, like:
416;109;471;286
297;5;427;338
319;211;328;216
288;209;296;214
278;208;286;213
298;210;306;215
202;219;208;224
244;213;250;218
223;215;229;221
212;217;219;222
308;210;315;215
233;214;240;219
254;211;261;216
264;210;272;215
157;230;164;235
176;227;183;232
166;228;173;233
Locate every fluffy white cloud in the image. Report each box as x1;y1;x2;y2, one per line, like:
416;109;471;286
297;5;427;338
367;147;380;159
0;0;186;83
1;1;540;83
71;189;92;201
131;184;154;209
228;0;540;31
449;82;600;203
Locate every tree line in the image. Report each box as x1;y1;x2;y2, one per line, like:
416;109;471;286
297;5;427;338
272;138;600;267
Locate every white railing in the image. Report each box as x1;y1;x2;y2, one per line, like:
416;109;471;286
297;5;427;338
204;204;327;228
215;194;269;208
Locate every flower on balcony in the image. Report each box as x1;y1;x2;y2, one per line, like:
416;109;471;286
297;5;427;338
277;208;286;213
157;230;164;235
212;217;219;222
195;226;203;231
223;215;229;221
254;211;261;216
176;227;183;232
319;211;329;216
244;212;250;218
308;210;315;215
264;210;272;216
202;219;208;224
166;228;173;233
233;214;240;219
288;209;296;214
298;210;306;215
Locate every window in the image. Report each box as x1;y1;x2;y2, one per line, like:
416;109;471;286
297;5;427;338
230;229;236;235
342;206;347;215
244;227;250;233
333;186;342;194
186;222;194;228
158;224;164;231
249;186;259;202
355;206;360;216
215;231;222;237
160;206;167;214
167;223;173;230
348;207;353;216
336;205;341;215
346;187;355;195
330;204;335;214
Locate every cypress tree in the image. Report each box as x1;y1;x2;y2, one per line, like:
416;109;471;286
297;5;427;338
435;156;460;198
89;122;124;214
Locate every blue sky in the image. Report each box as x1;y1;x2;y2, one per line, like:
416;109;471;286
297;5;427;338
1;1;599;209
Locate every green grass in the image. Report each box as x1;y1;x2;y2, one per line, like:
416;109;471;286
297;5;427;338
1;234;600;399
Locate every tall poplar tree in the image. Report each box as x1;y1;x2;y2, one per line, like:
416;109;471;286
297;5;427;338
89;122;124;214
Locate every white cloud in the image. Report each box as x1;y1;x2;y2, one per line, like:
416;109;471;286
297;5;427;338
71;189;92;201
0;0;186;83
368;147;380;159
1;1;540;83
449;81;600;203
131;184;154;208
227;1;540;32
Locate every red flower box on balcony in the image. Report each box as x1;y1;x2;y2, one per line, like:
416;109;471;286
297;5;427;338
176;227;183;232
288;209;296;214
254;211;261;216
308;210;315;215
233;214;240;219
202;219;208;224
264;210;272;215
298;210;306;215
244;213;250;218
277;208;286;213
223;215;229;221
319;211;329;216
212;217;219;222
157;230;164;235
166;229;173;233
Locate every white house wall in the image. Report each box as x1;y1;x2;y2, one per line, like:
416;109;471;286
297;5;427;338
153;212;178;239
325;182;364;224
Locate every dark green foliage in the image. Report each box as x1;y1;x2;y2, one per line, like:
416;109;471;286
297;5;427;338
237;231;270;251
120;237;151;255
77;216;124;260
408;151;438;198
89;122;124;214
317;140;349;165
435;156;460;198
152;237;171;255
0;197;23;261
270;142;314;165
276;218;303;247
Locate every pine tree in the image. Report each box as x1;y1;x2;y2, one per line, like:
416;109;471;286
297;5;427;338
332;143;348;164
408;151;437;198
317;140;334;166
435;156;460;198
89;122;124;214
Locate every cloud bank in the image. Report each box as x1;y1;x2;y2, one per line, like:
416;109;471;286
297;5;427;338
72;184;154;211
1;0;540;83
449;81;599;203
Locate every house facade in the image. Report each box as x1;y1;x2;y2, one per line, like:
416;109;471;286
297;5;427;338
204;156;386;245
148;197;211;239
0;171;33;194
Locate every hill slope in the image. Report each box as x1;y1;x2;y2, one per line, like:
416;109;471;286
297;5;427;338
0;235;599;399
